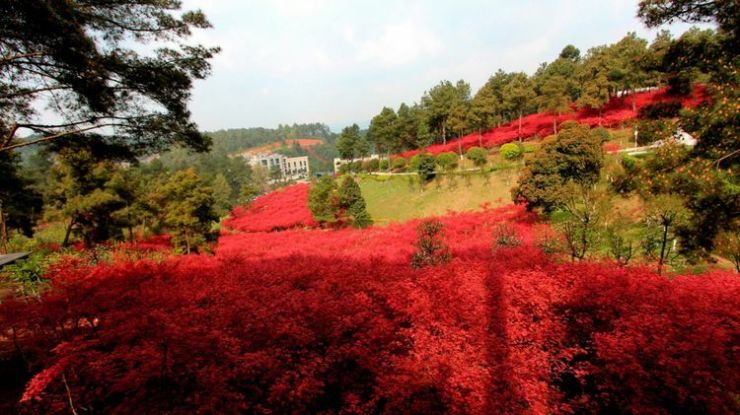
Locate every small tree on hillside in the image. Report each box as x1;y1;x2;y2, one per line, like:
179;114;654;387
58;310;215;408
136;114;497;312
411;220;452;269
560;184;609;261
308;176;339;227
416;153;437;183
436;152;459;173
338;176;373;228
643;194;690;275
465;147;488;171
512;122;604;213
151;169;218;254
714;224;740;273
537;75;573;134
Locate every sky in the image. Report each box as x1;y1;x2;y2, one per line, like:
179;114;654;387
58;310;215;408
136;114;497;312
180;0;705;133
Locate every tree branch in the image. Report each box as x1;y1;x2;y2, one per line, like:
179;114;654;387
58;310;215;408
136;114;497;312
0;123;125;153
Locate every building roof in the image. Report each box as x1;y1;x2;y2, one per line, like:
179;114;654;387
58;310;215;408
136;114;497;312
0;252;31;267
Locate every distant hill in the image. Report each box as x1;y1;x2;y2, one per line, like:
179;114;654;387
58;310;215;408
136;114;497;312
207;123;335;154
238;138;324;156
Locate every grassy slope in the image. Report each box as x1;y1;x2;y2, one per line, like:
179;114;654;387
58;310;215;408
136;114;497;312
359;169;519;225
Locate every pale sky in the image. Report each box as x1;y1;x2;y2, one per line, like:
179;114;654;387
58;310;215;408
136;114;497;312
181;0;705;132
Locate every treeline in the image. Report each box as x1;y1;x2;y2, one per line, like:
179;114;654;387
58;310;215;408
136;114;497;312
207;123;335;154
360;28;723;155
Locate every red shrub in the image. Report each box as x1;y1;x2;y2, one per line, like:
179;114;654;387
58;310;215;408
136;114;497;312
223;184;317;233
2;182;737;414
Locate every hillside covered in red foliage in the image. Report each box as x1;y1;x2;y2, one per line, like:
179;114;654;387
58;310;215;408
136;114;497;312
399;86;707;157
223;184;317;233
1;185;737;414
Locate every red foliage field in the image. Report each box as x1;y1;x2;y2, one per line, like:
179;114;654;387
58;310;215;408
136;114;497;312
399;86;706;157
223;184;317;233
1;183;738;414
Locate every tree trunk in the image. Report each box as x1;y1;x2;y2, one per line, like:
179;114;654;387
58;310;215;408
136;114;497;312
517;110;523;141
598;107;603;126
62;218;76;247
658;222;669;275
0;202;8;254
631;89;636;113
553;116;558;135
441;121;447;145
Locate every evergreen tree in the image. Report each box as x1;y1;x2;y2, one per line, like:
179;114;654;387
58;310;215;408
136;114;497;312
368;107;398;154
211;174;232;217
308;176;339;227
336;124;362;160
537;75;573;134
338;176;372;228
150;169;217;254
513;122;604;212
503;73;536;139
47;149;132;247
0;150;42;250
0;0;219;155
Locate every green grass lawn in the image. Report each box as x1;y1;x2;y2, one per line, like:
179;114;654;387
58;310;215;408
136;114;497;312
359;169;519;224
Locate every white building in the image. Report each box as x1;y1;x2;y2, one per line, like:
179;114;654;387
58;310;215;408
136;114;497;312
240;152;310;181
333;154;381;173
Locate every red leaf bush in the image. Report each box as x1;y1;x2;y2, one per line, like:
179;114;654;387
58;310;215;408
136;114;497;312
399;86;707;158
2;183;737;414
223;183;317;233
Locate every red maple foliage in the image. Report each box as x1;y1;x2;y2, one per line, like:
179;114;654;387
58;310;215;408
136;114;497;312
1;183;737;414
399;86;707;158
223;183;317;233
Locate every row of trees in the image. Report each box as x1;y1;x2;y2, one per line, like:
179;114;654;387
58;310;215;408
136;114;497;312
362;28;722;155
0;141;270;253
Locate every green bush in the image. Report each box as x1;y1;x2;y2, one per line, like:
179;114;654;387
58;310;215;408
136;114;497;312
436;152;459;171
392;157;407;171
379;159;389;170
465;146;488;168
499;143;523;160
363;159;380;172
593;127;611;143
636;119;676;146
416;153;437;182
409;154;422;171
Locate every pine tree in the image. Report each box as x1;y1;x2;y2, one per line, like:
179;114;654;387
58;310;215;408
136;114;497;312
338;176;373;228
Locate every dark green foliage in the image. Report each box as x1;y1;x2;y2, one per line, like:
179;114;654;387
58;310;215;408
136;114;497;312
638;0;739;42
363;159;380;172
309;176;372;228
465;147;488;169
416;154;437;182
636;119;676;145
512;122;604;212
47;149;129;247
638;101;683;119
392;157;408;171
338;177;372;228
368;107;398;153
435;152;459;172
308;176;339;227
0;150;42;239
411;220;451;269
336;124;368;160
0;0;219;155
150;169;218;254
610;155;641;194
